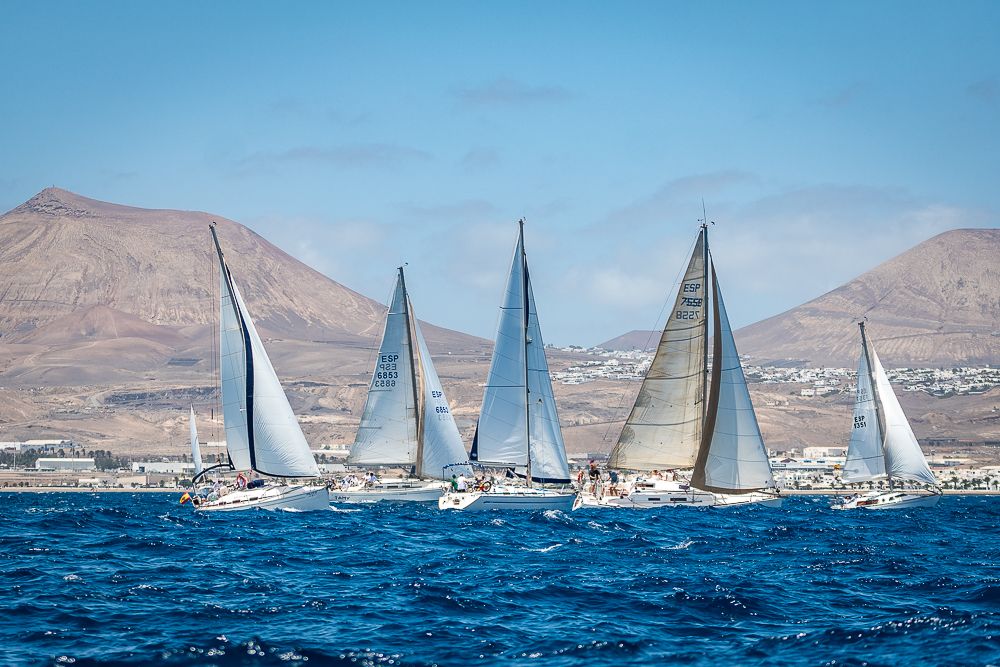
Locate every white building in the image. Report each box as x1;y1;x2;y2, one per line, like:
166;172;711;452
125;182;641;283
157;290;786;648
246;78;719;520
35;458;95;471
131;461;196;474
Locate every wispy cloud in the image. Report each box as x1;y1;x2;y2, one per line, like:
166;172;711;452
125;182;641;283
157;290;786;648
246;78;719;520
454;77;574;107
236;143;431;172
967;77;1000;104
461;147;500;171
601;170;761;230
401;199;500;224
815;82;867;108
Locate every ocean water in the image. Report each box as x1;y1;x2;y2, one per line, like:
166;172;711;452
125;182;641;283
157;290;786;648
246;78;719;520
1;493;998;667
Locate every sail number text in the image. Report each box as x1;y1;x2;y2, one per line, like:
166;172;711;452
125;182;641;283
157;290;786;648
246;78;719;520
432;390;450;415
853;415;867;429
374;354;399;388
676;282;702;319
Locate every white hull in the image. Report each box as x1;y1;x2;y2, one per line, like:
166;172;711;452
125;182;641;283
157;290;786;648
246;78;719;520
330;481;445;504
831;490;941;510
196;484;330;512
712;491;784;508
438;486;577;511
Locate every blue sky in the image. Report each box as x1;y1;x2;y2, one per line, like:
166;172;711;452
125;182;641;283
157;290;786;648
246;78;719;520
1;1;998;345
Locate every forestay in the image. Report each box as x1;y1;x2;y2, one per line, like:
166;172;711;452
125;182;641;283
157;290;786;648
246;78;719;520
870;347;937;486
608;230;706;470
349;276;418;467
842;345;886;483
691;265;774;494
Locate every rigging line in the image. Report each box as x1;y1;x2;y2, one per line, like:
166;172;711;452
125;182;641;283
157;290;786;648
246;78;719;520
600;229;702;446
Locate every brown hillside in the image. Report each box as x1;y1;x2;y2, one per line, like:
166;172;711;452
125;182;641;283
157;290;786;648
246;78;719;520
735;228;1000;366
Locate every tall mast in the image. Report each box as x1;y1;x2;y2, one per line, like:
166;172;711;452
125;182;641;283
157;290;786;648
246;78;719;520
520;219;533;488
399;266;424;478
701;220;710;423
859;321;889;488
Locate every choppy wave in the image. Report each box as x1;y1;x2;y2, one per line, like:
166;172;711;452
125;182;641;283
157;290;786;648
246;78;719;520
1;493;998;666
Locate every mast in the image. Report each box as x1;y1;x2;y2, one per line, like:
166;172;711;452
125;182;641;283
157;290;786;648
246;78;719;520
399;266;424;478
210;222;255;471
701;219;710;423
520;219;533;488
859;321;889;488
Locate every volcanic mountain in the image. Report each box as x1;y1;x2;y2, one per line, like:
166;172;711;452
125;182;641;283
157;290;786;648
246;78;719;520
735;228;1000;367
0;188;486;385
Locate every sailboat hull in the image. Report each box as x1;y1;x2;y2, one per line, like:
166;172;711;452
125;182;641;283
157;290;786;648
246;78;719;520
711;492;784;508
196;484;330;512
330;480;445;504
438;486;577;511
831;490;941;510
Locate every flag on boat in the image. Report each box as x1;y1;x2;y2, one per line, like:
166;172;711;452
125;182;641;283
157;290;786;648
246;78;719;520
179;492;191;505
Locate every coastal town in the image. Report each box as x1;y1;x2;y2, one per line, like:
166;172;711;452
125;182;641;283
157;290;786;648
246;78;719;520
552;344;1000;398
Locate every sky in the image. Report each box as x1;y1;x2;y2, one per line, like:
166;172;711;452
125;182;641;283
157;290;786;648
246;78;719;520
1;1;998;345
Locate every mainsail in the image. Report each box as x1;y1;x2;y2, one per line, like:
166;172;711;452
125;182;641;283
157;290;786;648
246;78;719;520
471;222;570;483
349;274;418;467
213;225;320;478
348;268;470;480
608;230;707;470
842;327;886;482
690;263;774;494
189;406;203;476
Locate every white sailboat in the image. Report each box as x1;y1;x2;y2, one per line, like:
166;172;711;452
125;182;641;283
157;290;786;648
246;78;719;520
587;224;781;509
187;224;329;512
832;322;941;510
439;220;576;511
332;267;472;503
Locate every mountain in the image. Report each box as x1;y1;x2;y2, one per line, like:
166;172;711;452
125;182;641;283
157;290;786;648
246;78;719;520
736;228;1000;367
0;188;487;386
597;330;660;351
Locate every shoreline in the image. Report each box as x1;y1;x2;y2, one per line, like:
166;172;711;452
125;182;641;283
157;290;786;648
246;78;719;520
0;487;998;496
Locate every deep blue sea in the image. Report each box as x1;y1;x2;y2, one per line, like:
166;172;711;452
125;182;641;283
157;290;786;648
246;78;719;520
1;493;998;667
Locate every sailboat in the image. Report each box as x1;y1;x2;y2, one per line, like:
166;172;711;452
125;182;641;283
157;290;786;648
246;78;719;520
439;220;576;511
332;267;472;503
186;224;329;512
831;322;941;510
588;224;781;508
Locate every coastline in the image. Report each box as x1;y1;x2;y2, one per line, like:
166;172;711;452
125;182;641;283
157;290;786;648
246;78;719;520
0;487;997;496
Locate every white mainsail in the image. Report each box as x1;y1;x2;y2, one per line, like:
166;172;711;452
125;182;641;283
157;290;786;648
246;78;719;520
411;313;473;479
869;346;937;487
691;264;774;493
842;340;886;483
608;230;706;470
349;274;418;467
214;227;320;478
471;222;570;483
189;406;203;476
